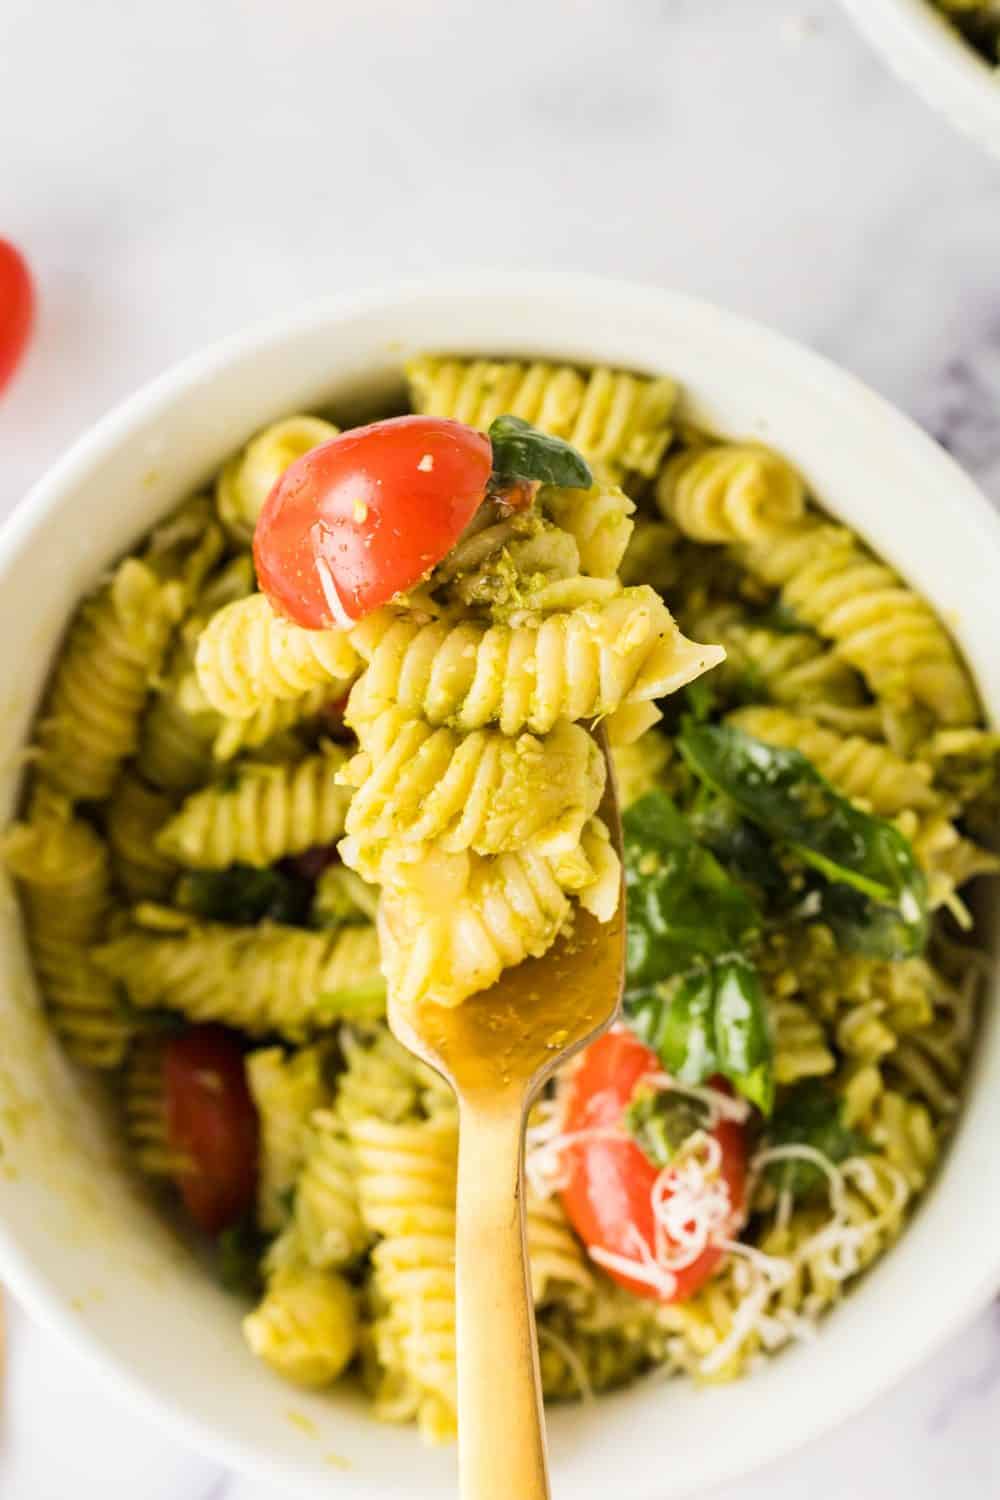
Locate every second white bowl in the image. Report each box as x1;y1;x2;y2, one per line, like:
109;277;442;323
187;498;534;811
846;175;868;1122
841;0;1000;156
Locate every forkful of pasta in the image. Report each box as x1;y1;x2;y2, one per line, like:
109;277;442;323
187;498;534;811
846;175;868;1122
225;406;725;1496
385;745;625;1500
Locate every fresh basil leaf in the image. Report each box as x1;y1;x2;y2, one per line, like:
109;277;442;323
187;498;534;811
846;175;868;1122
688;789;786;899
623;790;760;990
816;881;925;962
176;865;313;927
678;721;928;957
626;955;773;1114
487;414;593;489
713;955;773;1114
624;1086;709;1169
763;1080;871;1199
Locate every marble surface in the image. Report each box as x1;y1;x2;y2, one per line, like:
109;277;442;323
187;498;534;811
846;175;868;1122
2;0;1000;1495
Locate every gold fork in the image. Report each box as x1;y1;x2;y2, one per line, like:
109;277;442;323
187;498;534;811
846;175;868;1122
388;729;625;1500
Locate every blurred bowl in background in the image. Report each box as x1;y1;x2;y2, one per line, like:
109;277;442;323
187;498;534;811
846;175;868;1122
840;0;1000;156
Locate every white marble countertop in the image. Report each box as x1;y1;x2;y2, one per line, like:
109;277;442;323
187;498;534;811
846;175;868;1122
2;0;1000;1495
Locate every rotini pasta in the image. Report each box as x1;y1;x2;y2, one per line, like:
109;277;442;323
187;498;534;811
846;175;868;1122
37;559;185;801
216;416;339;543
338;711;604;878
3;802;129;1068
378;818;618;1011
8;358;995;1437
106;771;177;900
92;912;384;1038
736;520;978;725
246;1043;334;1231
407;356;677;483
155;744;353;869
293;1108;370;1268
541;482;635;578
657;442;805;543
347;589;724;737
120;1037;185;1177
683;601;864;710
244;1264;359;1388
195;593;360;719
729;707;938;816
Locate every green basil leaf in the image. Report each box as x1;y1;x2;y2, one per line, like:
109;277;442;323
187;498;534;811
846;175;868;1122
487;414;593;489
176;865;313;927
623;790;760;990
623;1086;709;1169
627;969;717;1081
625;955;773;1114
763;1080;871;1199
713;955;773;1114
688;789;786;899
816;881;925;962
678;720;928;957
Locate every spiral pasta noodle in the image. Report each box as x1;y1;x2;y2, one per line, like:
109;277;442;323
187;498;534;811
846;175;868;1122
246;1043;334;1231
684;602;864;710
407;356;677;483
542;483;636;578
339;711;604;878
335;1023;449;1126
92;914;384;1038
244;1264;359;1388
38;559;185;801
736;520;978;725
730;707;939;816
769;998;836;1085
156;744;353;869
216;416;339;543
195;593;360;719
3;802;129;1068
107;771;177;900
120;1038;185;1177
657;442;805;543
350;1111;459;1440
293;1108;370;1268
347;589;724;737
211;683;330;763
378;818;618;1011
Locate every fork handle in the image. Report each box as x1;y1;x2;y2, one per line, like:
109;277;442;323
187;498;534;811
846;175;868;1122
454;1099;550;1500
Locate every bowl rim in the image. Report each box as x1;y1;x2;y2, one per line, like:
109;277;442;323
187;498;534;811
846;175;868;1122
3;268;1000;1498
840;0;1000;155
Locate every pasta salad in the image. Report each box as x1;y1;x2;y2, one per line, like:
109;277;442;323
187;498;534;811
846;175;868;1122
4;355;996;1442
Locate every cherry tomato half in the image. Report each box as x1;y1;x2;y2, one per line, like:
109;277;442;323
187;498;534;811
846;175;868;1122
560;1030;747;1303
254;415;492;629
163;1025;259;1234
0;240;34;396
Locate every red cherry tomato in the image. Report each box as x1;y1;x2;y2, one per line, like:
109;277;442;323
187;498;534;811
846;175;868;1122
163;1025;259;1233
0;240;34;396
560;1030;747;1303
254;415;492;629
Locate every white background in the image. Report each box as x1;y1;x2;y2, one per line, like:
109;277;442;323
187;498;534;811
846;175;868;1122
3;1;1000;1496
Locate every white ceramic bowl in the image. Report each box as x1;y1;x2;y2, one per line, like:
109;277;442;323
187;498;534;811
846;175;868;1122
2;272;999;1500
840;0;1000;156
